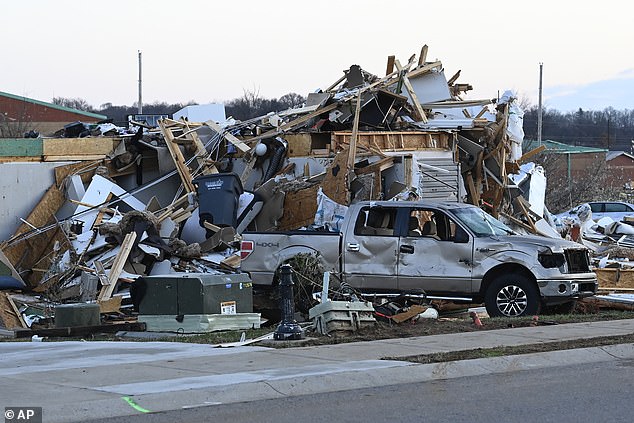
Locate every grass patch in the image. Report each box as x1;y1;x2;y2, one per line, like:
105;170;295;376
387;333;634;364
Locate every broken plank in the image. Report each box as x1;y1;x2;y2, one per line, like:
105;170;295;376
347;93;362;171
354;157;395;175
204;120;251;153
394;59;427;123
386;55;395;75
97;232;137;302
325;74;347;92
418;44;428;65
220;254;241;270
246;103;340;144
519;145;546;163
44;155;107;161
405;60;442;79
171;210;192;224
447;70;461;85
158;120;196;193
6;294;28;328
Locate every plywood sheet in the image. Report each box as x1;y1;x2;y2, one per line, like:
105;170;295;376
43;138;116;156
596;268;634;289
278;185;320;231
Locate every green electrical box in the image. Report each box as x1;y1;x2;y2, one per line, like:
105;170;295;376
137;273;253;315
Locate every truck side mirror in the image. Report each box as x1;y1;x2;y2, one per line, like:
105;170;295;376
454;226;469;243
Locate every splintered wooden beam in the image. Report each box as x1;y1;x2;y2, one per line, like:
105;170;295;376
183;120;218;176
386;55;395;76
447;70;461;85
7;295;27;328
394;59;427;123
245;102;340;143
418;44;428;65
516;198;537;234
406;60;443;79
475;106;489;119
158;120;196;193
325;73;347;92
97;232;137;302
519;145;547;163
204;120;251;153
347;93;362;171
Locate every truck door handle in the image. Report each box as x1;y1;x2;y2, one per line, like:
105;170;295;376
477;248;495;253
400;245;415;254
347;243;360;252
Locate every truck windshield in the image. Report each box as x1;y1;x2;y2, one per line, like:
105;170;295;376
450;207;514;237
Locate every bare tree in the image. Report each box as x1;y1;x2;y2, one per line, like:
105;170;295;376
538;152;621;213
52;97;95;112
279;92;306;109
0;106;34;137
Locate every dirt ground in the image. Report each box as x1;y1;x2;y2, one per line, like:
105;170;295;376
262;308;634;354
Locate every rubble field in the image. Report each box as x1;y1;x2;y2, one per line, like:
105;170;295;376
1;44;633;338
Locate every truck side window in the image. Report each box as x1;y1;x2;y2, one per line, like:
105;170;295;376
354;207;396;236
409;209;460;241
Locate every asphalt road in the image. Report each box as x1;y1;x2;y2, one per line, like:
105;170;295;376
85;359;634;423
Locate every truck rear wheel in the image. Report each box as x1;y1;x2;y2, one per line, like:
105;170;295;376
484;274;540;317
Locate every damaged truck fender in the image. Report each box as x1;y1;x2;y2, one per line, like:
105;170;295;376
240;200;598;317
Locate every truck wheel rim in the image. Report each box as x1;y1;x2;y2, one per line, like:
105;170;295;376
496;285;528;316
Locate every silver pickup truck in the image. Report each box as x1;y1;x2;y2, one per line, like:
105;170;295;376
240;201;597;317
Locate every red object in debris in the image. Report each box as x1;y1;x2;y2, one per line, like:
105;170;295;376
570;225;581;242
240;240;254;260
469;311;483;328
531;315;539;326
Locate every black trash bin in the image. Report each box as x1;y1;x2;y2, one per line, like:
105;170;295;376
193;173;244;230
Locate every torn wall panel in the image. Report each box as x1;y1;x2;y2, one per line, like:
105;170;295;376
73;175;146;230
1;183;69;286
400;69;452;105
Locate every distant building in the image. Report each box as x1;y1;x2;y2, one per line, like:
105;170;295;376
606;151;634;187
128;113;170;128
0;91;107;137
523;139;607;181
173;103;226;123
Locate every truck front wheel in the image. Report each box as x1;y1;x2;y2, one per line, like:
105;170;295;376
484;274;540;317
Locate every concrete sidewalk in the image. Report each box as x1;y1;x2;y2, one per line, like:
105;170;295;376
2;319;634;422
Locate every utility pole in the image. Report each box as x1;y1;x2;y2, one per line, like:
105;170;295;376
537;62;543;146
607;113;611;150
138;50;143;114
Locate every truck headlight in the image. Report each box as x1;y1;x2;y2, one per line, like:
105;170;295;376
538;252;566;269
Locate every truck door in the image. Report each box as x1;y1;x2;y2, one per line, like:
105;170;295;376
397;207;473;295
342;205;400;291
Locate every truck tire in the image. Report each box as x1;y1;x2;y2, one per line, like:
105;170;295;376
484;274;540;317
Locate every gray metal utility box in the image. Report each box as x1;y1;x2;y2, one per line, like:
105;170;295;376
137;273;253;315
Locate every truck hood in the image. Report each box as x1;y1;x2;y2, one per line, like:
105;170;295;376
486;234;586;253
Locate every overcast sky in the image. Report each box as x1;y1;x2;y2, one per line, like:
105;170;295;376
2;0;632;112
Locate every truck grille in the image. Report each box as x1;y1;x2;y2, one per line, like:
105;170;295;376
565;249;590;273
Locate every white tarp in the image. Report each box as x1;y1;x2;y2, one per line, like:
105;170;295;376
499;90;525;161
314;187;348;231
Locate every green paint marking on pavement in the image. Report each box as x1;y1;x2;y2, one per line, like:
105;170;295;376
122;396;151;413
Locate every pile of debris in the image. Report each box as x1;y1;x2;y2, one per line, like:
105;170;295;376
0;45;570;334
